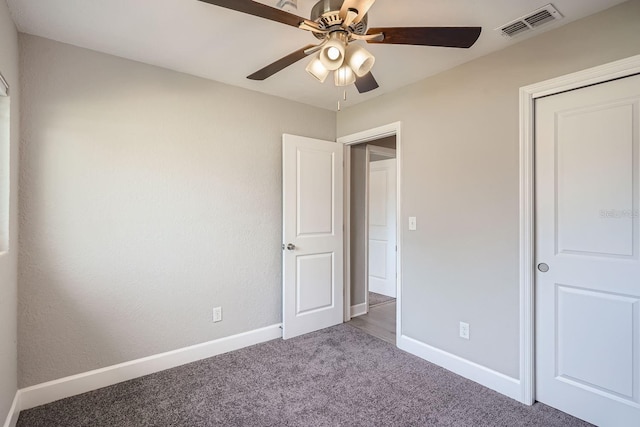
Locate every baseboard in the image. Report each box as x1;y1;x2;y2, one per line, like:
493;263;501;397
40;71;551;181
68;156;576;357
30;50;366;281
398;334;522;402
2;391;21;427
350;303;367;317
19;324;282;411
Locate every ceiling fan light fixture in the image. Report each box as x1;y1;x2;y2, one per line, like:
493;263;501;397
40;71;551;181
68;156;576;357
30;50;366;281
305;54;330;83
334;64;356;87
203;0;482;95
319;32;347;71
345;43;375;77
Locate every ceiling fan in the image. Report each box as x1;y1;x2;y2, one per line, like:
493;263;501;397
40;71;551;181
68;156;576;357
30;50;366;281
198;0;482;94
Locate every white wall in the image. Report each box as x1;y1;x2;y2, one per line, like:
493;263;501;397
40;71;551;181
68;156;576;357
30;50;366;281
0;0;19;421
18;34;336;387
338;0;640;379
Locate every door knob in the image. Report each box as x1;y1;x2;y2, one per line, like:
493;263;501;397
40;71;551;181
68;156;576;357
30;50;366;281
286;243;296;251
537;263;549;273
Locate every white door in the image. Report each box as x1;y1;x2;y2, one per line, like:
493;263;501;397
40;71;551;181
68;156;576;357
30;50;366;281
535;74;640;426
282;134;343;340
368;157;397;298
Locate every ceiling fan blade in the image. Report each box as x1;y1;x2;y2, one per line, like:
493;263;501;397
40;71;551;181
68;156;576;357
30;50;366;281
340;0;376;24
247;45;316;81
354;72;379;93
367;27;482;48
198;0;305;28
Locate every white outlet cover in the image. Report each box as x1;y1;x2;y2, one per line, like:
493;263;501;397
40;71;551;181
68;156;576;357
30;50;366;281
459;321;470;340
213;307;222;323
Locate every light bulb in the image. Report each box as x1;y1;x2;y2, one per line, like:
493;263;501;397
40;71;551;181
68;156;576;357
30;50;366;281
327;47;341;61
319;32;347;71
345;44;375;77
305;54;330;83
334;65;356;87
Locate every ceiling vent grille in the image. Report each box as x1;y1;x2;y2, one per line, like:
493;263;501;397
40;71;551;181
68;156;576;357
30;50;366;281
497;4;563;38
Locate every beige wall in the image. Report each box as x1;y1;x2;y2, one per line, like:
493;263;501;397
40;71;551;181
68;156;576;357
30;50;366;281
18;34;336;387
0;0;19;420
338;0;640;378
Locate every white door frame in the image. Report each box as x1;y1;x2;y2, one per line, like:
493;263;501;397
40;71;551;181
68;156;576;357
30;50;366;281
519;54;640;405
338;122;402;343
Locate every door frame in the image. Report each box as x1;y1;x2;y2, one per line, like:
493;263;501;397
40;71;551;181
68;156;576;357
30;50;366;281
365;146;397;312
519;54;640;405
338;122;402;344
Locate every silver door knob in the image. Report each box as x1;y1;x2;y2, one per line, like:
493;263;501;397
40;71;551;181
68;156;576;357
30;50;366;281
537;263;549;273
286;243;296;251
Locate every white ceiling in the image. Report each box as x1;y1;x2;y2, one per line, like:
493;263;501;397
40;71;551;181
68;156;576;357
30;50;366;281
6;0;628;110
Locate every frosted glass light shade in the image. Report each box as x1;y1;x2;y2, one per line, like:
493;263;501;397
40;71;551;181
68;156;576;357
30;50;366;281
305;54;330;83
346;44;375;77
319;32;346;71
334;65;356;87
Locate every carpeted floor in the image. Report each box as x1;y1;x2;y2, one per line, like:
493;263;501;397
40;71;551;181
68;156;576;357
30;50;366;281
17;324;591;427
368;291;395;307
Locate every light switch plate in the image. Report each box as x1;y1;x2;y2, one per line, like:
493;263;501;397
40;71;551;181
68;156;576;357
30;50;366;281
409;217;417;231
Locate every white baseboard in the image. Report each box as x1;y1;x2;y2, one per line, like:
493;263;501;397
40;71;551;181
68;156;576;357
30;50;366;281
19;324;282;411
2;391;20;427
398;334;522;402
350;303;367;318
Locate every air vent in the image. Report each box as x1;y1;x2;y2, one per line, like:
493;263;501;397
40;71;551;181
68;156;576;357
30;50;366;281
496;4;563;38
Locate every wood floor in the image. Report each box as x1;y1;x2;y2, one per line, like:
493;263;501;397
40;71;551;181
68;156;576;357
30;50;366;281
348;300;396;344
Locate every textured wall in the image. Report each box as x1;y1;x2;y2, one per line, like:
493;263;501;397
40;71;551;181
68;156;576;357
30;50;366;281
338;0;640;379
18;34;336;387
0;0;19;421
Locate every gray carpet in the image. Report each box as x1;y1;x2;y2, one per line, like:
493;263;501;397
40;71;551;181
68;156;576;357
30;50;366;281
17;324;591;427
369;291;395;307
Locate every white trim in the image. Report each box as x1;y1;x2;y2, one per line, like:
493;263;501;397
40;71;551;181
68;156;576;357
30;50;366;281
2;392;20;427
398;334;521;401
343;145;352;322
518;54;640;406
337;122;400;146
338;122;402;345
350;303;368;318
18;324;282;411
364;145;370;312
368;145;396;159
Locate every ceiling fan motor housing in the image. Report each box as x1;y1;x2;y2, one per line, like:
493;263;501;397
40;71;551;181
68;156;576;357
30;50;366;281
310;0;368;39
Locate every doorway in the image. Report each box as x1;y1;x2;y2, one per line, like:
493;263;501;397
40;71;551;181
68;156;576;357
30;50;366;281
349;139;396;344
339;122;402;346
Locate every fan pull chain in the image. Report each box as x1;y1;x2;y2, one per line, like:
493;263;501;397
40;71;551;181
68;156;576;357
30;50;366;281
337;90;348;111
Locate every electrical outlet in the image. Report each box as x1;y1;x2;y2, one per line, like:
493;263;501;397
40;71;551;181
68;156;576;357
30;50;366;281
213;306;222;323
459;322;470;340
